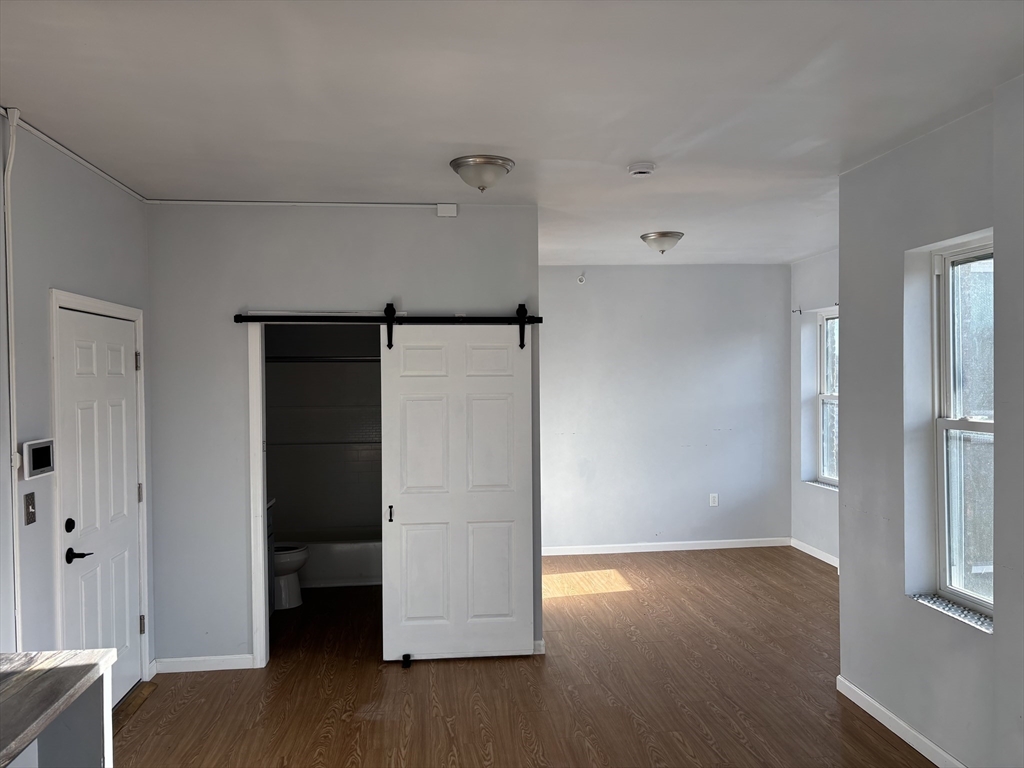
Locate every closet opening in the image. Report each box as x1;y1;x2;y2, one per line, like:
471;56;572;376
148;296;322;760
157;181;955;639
263;324;382;656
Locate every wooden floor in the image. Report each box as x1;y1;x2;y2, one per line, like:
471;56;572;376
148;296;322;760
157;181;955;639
114;548;933;767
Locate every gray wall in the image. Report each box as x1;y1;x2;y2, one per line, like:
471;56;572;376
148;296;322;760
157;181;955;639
839;89;1022;767
0;117;150;655
790;250;839;559
539;265;791;550
1;129;13;653
992;74;1024;768
266;359;382;541
147;203;540;658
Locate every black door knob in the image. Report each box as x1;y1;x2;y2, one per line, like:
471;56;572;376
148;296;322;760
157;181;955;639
65;548;94;565
65;518;76;533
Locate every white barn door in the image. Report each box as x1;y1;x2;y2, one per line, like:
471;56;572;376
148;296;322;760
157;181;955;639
381;325;533;660
57;308;141;702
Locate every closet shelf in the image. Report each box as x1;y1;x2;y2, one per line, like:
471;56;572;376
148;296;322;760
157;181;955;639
266;441;382;447
266;405;380;410
266;356;380;363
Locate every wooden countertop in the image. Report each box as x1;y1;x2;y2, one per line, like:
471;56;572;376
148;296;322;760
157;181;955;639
0;649;116;768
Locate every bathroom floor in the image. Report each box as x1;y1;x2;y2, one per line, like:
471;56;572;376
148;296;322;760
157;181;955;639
112;549;933;767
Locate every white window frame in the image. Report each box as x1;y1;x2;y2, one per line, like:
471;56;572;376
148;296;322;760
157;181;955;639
816;309;839;486
934;241;994;615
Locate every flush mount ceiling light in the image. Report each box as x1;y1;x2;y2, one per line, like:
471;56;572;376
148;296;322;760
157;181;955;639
450;155;515;192
640;231;684;254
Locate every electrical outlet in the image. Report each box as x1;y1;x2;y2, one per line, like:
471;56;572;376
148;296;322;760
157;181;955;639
24;492;36;525
709;493;719;507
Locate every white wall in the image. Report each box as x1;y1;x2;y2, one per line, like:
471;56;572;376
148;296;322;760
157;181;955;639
0;116;150;656
539;265;791;551
147;203;540;659
839;86;1023;767
790;250;839;560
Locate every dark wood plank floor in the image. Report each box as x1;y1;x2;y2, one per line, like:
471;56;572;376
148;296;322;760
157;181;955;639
114;547;933;767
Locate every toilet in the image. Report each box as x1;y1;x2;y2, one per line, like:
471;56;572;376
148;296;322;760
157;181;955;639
273;543;309;609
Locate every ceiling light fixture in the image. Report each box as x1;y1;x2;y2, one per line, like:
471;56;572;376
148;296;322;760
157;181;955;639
640;231;684;254
449;155;515;192
627;162;656;178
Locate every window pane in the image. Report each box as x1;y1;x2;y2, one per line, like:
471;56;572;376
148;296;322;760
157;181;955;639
950;257;993;420
824;317;839;395
946;429;994;604
820;399;838;482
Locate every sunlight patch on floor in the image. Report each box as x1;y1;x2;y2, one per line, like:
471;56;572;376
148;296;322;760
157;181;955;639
543;569;634;598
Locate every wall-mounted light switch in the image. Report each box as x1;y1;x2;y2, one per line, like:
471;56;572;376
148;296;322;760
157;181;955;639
709;493;719;508
24;492;36;525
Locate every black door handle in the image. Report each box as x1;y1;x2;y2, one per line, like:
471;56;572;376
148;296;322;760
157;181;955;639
65;518;76;533
65;548;94;565
388;505;393;523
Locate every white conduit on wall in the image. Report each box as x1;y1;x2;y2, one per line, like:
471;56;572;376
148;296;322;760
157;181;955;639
2;107;22;649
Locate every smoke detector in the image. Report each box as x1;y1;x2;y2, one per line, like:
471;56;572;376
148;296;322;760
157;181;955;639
627;162;656;178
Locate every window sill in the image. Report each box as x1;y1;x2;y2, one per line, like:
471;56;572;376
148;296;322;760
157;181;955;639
805;480;838;492
909;594;992;633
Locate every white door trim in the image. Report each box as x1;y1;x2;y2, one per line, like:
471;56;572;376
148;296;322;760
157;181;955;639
248;323;268;669
49;289;151;683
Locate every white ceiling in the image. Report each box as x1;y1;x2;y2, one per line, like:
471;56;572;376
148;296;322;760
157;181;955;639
1;1;1021;265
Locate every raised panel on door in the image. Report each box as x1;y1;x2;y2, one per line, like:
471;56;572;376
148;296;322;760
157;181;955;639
108;399;128;521
400;395;449;493
466;344;513;377
111;549;131;655
75;340;96;376
79;565;102;649
402;523;450;623
106;343;125;377
400;344;448;377
76;401;100;534
467;394;514;492
467;521;514;620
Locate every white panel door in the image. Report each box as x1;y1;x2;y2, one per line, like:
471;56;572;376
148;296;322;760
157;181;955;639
58;309;141;702
381;325;533;660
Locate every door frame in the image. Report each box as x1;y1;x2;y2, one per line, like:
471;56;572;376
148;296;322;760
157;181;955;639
246;310;393;668
49;289;151;682
246;311;542;665
247;322;267;668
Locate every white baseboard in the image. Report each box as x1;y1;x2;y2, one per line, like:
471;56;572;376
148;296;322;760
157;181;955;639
534;639;546;655
790;537;839;568
146;660;157;680
154;654;255;674
541;537;791;557
836;675;966;768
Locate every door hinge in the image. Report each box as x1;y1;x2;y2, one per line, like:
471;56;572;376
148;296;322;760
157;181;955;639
140;615;146;635
138;483;144;503
135;351;142;371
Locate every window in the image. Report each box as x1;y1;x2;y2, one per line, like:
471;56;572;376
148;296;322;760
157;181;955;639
937;246;994;613
817;310;839;485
